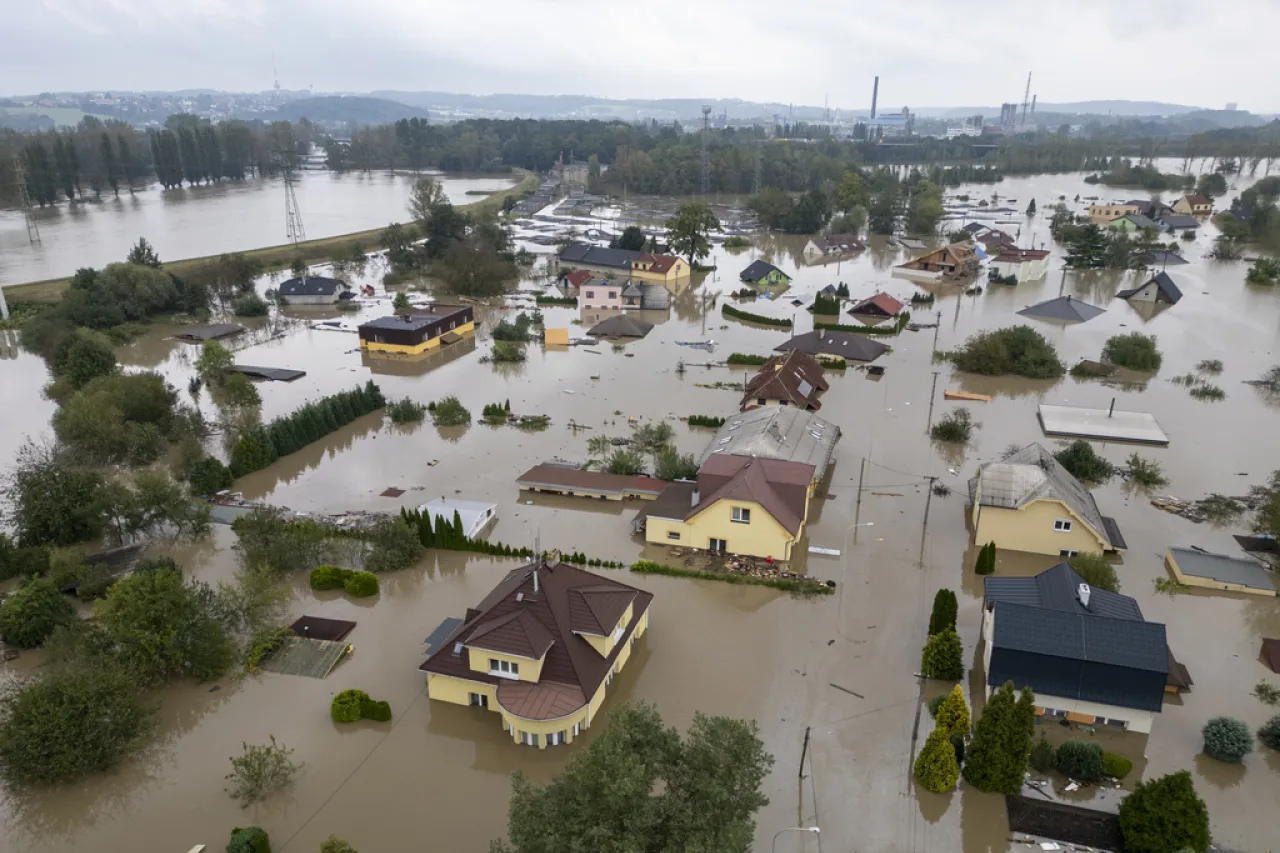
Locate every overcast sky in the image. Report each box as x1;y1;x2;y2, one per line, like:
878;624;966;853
6;0;1277;111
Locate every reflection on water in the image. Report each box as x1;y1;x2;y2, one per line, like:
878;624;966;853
0;171;518;285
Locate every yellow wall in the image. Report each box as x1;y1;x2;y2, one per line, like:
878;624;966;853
467;647;546;682
1088;204;1139;224
631;258;690;283
426;672;497;707
1166;551;1277;597
973;500;1107;556
576;601;634;657
360;320;475;355
646;498;800;560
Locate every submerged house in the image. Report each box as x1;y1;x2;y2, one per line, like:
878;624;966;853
1088;202;1142;224
1171;194;1213;216
580;280;623;310
849;292;905;318
1117;272;1182;305
803;234;866;259
279;275;348;305
1016;295;1106;324
740;351;828;411
558;243;688;284
775;329;889;363
739;260;792;286
982;563;1173;733
894;243;980;281
419;561;652;748
989;248;1050;282
358;305;475;356
968;443;1126;557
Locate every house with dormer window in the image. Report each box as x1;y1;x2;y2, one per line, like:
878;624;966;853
419;561;652;748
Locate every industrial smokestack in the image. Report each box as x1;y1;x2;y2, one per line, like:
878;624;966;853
871;76;879;120
1031;94;1037;114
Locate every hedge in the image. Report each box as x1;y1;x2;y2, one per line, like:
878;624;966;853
721;304;792;328
536;295;577;306
1102;751;1133;779
726;353;769;366
310;565;352;590
630;560;832;595
816;311;911;337
343;570;379;597
687;415;727;427
230;381;386;477
398;508;623;567
331;689;370;723
360;699;392;722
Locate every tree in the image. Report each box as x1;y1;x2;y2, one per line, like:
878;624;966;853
0;665;152;785
1026;198;1037;216
747;187;794;229
783;189;832;234
196;339;234;386
604;449;647;476
963;682;1036;794
2;440;106;547
1055;740;1104;780
934;685;970;736
407;175;448;228
974;541;997;575
654;447;698;482
665;203;720;267
1258;714;1280;750
614;225;647;252
1118;771;1210;853
0;577;77;648
436;237;518;298
126;236;161;267
1067;552;1121;593
914;727;960;792
928;588;957;635
95;564;235;685
320;837;359;853
227;827;272;853
1102;333;1162;371
392;291;411;313
1054;440;1116;485
225;735;302;807
906;181;945;235
493;703;773;853
834;171;870;214
921;629;964;680
1063;224;1109;268
58;332;118;388
867;185;902;235
951;325;1065;379
1196;172;1228;198
1202;716;1252;762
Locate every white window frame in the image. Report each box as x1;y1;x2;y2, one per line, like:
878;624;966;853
612;624;624;645
1059;549;1079;557
521;731;538;747
547;731;563;746
572;722;582;737
1053;518;1073;533
731;507;751;524
489;658;519;679
710;537;727;552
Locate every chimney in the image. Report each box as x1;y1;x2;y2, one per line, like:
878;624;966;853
1077;583;1091;609
532;569;539;594
691;489;700;506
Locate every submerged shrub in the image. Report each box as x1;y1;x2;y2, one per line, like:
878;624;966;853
1102;333;1162;372
1202;716;1252;762
1056;740;1104;781
331;689;370;723
310;565;352;590
343;570;379;598
1102;751;1133;779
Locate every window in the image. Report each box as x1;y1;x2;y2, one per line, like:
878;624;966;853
1054;519;1073;532
667;531;680;541
709;538;727;552
547;730;565;746
572;722;582;737
521;731;538;747
612;624;623;645
585;290;595;299
731;507;751;524
608;291;617;298
1059;549;1079;557
758;398;766;405
469;692;488;708
489;658;519;678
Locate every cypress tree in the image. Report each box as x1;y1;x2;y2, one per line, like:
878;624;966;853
116;134;134;194
963;681;1034;794
934;685;971;736
420;511;434;548
914;727;960;793
452;510;465;546
365;380;386;409
928;588;958;635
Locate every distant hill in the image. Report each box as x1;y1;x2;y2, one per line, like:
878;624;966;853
274;95;428;124
925;100;1204;119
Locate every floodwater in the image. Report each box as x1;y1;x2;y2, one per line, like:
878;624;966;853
0;170;518;285
2;161;1280;852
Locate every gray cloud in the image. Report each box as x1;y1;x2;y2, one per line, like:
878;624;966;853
5;0;1276;111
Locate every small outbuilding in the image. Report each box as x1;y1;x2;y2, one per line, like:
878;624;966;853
849;292;905;318
774;329;888;363
1261;638;1280;673
1117;272;1182;306
587;314;654;339
1165;547;1278;596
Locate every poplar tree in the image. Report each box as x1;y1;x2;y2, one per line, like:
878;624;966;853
100;132;120;197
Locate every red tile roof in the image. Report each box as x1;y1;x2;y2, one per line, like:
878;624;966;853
850;292;905;317
467;609;556;659
993;248;1050;261
635;254;681;274
741;351;828;410
1182;194;1211;207
565;270;593;287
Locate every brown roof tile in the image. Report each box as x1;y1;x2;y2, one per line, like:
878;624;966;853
636;253;681;274
741;351;827;410
851;292;905;317
568;587;637;635
496;681;587;721
467;609;556;659
419;563;653;715
690;456;814;535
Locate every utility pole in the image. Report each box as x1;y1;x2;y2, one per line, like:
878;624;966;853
13;152;41;245
925;371;940;433
283;162;306;245
918;476;938;568
931;309;942;351
853;457;867;543
752;146;762;195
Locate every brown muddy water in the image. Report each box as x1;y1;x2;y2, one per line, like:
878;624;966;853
2;165;1280;852
0;170;518;285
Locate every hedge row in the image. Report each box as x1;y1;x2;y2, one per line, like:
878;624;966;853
536;295;577;306
309;565;379;597
687;415;727;427
230;381;386;477
721;304;792;328
630;560;833;595
815;311;911;337
726;353;769;365
398;508;623;566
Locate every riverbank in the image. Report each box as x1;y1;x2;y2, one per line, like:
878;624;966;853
4;169;539;303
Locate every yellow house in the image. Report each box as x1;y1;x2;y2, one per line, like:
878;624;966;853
357;304;475;356
630;253;690;284
968;443;1126;557
638;456;816;561
1088;202;1141;224
1171;194;1213;216
419;561;653;748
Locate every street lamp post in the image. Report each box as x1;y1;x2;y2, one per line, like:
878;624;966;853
772;826;821;853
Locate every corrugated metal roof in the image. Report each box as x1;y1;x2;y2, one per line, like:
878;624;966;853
696;407;839;482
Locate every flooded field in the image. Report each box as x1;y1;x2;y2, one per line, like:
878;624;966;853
1;163;1279;852
0;170;519;285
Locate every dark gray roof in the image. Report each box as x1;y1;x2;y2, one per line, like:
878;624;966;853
1147;251;1189;265
740;259;787;282
1117;271;1182;304
1168;547;1277;592
175;323;245;341
989;601;1168;712
228;365;307;382
985;563;1143;619
1160;214;1199;230
587;314;653;338
558;242;640;270
1016;295;1106;323
360;313;447;332
775;330;889;362
1121;213;1158;229
279;275;345;297
962;222;986;234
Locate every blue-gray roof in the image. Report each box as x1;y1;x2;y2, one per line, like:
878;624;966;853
279;275;345;297
740;260;787;282
360;313;446;331
985;563;1143;620
558;242;640;269
1117;272;1182;304
1016;295;1106;323
989;601;1168;712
